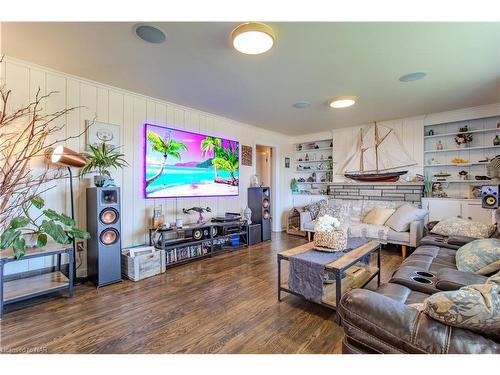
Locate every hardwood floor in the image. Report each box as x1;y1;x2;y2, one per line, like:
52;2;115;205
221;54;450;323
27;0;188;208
0;233;402;354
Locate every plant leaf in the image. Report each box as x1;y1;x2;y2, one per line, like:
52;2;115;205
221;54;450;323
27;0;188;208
9;216;30;229
43;209;75;227
41;220;70;244
37;233;48;247
0;228;21;249
70;228;91;240
12;236;26;259
30;196;45;209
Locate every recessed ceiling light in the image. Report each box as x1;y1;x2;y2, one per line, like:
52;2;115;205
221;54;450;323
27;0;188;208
134;24;166;44
231;22;276;55
293;101;311;109
328;96;358;109
399;72;427;82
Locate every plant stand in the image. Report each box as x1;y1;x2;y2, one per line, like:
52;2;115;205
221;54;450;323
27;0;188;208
0;243;74;319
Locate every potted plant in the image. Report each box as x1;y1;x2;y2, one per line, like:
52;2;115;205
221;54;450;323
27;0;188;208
290;178;299;193
424;175;433;197
0;195;90;258
80;143;128;187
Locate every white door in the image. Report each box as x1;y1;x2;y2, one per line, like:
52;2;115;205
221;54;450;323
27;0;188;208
461;202;494;224
426;199;462;222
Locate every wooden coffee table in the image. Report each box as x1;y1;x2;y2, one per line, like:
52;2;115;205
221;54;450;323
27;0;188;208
277;239;381;324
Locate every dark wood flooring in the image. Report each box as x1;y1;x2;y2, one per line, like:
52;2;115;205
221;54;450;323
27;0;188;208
0;233;403;354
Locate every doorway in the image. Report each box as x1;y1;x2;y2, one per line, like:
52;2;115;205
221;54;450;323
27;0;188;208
256;145;273;189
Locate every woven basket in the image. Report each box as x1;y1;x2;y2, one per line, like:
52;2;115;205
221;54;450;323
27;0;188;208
314;229;347;252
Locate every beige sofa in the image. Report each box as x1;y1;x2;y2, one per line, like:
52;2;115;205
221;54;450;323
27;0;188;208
299;198;425;257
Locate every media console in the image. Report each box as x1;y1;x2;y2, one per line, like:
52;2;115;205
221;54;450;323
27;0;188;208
149;220;249;267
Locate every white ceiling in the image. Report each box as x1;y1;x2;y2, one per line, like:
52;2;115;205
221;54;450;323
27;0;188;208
2;22;500;135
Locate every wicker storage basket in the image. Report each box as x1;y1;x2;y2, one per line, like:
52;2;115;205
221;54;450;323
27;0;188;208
313;229;347;252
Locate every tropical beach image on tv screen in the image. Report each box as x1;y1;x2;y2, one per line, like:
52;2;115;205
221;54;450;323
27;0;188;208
144;124;239;198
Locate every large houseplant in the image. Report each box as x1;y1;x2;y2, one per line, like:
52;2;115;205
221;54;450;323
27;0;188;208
0;195;90;258
80;143;128;186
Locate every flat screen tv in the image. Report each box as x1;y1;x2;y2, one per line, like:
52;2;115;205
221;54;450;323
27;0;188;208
144;123;239;198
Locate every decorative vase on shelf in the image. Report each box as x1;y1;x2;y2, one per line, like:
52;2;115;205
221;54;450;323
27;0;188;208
494;135;500;146
305;153;309;161
436;140;443;150
427;129;434;136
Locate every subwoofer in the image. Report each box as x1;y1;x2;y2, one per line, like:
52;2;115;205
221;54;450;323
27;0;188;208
248;187;271;242
87;187;122;287
481;185;499;209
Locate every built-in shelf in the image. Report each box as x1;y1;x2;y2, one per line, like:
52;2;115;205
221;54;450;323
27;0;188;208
425;162;489;167
295;169;333;173
431;179;496;184
424;145;500;153
296;181;331;185
296;159;335;164
295;147;333;152
424;127;500;139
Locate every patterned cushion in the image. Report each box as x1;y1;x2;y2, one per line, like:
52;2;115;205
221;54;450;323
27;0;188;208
422;272;500;340
304;199;325;220
455;239;500;274
431;217;495;239
317;199;340;219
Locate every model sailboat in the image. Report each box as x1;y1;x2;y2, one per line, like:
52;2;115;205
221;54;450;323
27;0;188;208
338;123;417;182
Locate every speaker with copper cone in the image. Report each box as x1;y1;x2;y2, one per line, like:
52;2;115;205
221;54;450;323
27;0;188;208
87;187;122;287
248;187;271;242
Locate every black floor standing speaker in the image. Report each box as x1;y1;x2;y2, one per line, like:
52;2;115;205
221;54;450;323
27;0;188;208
248;187;271;242
86;187;122;287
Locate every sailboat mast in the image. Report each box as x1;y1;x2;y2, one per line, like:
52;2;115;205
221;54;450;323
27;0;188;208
359;129;364;172
374;123;379;172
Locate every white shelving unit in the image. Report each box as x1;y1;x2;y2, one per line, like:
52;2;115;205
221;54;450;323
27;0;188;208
292;138;334;195
423;115;500;200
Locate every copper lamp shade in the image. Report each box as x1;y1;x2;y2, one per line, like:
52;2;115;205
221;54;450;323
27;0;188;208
46;145;86;168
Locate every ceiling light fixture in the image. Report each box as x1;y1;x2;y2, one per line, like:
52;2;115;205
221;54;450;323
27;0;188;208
328;96;358;109
399;72;427;82
134;24;166;44
231;22;276;55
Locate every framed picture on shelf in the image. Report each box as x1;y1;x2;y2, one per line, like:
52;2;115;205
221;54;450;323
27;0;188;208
284;157;290;168
469;185;482;199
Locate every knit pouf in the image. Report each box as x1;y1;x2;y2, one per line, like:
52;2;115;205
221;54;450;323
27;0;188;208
313;229;347;252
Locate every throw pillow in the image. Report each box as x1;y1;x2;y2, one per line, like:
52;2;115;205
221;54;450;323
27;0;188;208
318;199;340;219
304;199;325;220
431;217;495;239
362;207;396;226
455;239;500;274
422;272;500;340
385;204;428;232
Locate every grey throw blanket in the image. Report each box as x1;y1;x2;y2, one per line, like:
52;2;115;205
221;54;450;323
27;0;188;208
288;238;371;303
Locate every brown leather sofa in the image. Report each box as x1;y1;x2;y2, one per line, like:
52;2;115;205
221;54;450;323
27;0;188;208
339;233;500;353
340;285;500;354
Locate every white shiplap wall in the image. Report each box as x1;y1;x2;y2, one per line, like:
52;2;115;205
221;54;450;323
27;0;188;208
1;57;294;276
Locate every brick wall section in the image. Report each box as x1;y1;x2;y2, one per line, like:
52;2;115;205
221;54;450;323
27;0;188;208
327;184;424;204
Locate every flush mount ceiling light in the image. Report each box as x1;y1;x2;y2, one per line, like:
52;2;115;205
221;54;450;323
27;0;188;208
231;22;276;55
399;72;427;82
134;24;166;44
328;96;358;109
292;101;311;109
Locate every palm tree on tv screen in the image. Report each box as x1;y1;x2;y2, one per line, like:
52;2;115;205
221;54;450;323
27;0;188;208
212;141;239;185
201;136;222;181
146;130;187;187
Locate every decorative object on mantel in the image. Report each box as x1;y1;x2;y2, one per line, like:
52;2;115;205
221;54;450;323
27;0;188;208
434;171;451;181
338;122;417;182
313;215;346;252
458;170;469;180
0;195;90;259
427;128;434;136
86;120;121;150
241;145;253;166
182;207;212;224
432;182;448;198
80;143;128;187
